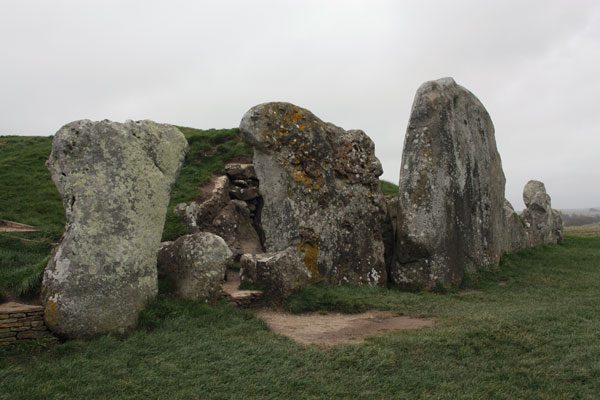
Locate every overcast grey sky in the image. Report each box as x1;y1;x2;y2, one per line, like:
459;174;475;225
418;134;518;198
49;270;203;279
1;0;598;209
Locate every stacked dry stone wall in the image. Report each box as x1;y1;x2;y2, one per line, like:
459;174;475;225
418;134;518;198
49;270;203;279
0;302;53;346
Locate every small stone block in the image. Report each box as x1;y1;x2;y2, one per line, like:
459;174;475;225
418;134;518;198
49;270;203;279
0;320;21;328
18;316;42;323
26;311;44;316
31;326;48;331
0;302;43;314
9;313;26;318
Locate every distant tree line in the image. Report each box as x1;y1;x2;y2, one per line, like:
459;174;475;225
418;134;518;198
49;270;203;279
560;213;600;227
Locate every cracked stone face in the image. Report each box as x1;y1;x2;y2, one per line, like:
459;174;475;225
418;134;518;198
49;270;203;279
41;119;187;339
157;232;232;301
392;78;507;290
521;180;563;246
240;102;388;286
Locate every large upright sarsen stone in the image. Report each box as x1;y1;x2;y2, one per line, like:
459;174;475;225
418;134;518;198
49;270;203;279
42;120;187;338
392;78;507;289
240;103;388;285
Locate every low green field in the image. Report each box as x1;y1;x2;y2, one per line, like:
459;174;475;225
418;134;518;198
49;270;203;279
1;132;598;399
1;235;598;399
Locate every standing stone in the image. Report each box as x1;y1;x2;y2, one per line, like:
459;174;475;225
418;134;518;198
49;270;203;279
240;102;387;285
503;199;528;253
157;232;232;301
392;78;506;290
42;120;187;338
522;180;563;246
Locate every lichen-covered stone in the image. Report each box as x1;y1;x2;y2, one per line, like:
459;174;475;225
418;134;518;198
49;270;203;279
240;247;311;299
41;119;187;338
175;176;263;259
229;185;259;201
157;232;232;301
225;163;257;180
392;78;506;290
175;175;230;231
522;180;563;246
212;200;263;257
240;102;387;285
503;199;528;253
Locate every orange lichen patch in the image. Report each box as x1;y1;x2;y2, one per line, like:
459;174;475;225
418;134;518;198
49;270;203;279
299;241;319;279
292;169;322;190
44;300;58;327
277;127;290;137
298;124;306;131
291;109;303;122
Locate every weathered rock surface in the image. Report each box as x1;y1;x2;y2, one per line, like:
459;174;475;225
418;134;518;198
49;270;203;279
176;175;231;232
212;200;262;256
240;102;388;285
240;247;311;299
522;180;563;246
225;163;257;180
42;119;187;338
503;199;528;253
392;78;506;289
175;175;263;259
157;232;232;301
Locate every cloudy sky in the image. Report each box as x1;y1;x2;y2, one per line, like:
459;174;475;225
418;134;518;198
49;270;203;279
1;0;598;209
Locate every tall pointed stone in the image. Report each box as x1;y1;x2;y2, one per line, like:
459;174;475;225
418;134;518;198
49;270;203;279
392;78;506;289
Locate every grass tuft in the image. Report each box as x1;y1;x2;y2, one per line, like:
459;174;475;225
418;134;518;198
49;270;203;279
380;179;399;196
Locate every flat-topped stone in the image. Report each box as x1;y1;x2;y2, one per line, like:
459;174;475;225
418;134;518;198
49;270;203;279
0;302;54;346
0;302;43;314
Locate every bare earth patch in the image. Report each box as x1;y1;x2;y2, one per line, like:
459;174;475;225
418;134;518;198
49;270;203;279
256;309;434;346
0;220;38;233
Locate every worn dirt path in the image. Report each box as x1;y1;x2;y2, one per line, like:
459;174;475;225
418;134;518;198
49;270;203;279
256;309;434;346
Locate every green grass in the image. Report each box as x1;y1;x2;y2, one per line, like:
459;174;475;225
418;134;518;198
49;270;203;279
380;179;399;196
1;235;599;399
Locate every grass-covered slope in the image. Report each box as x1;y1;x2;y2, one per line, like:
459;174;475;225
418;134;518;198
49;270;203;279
1;234;599;398
0;128;251;299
